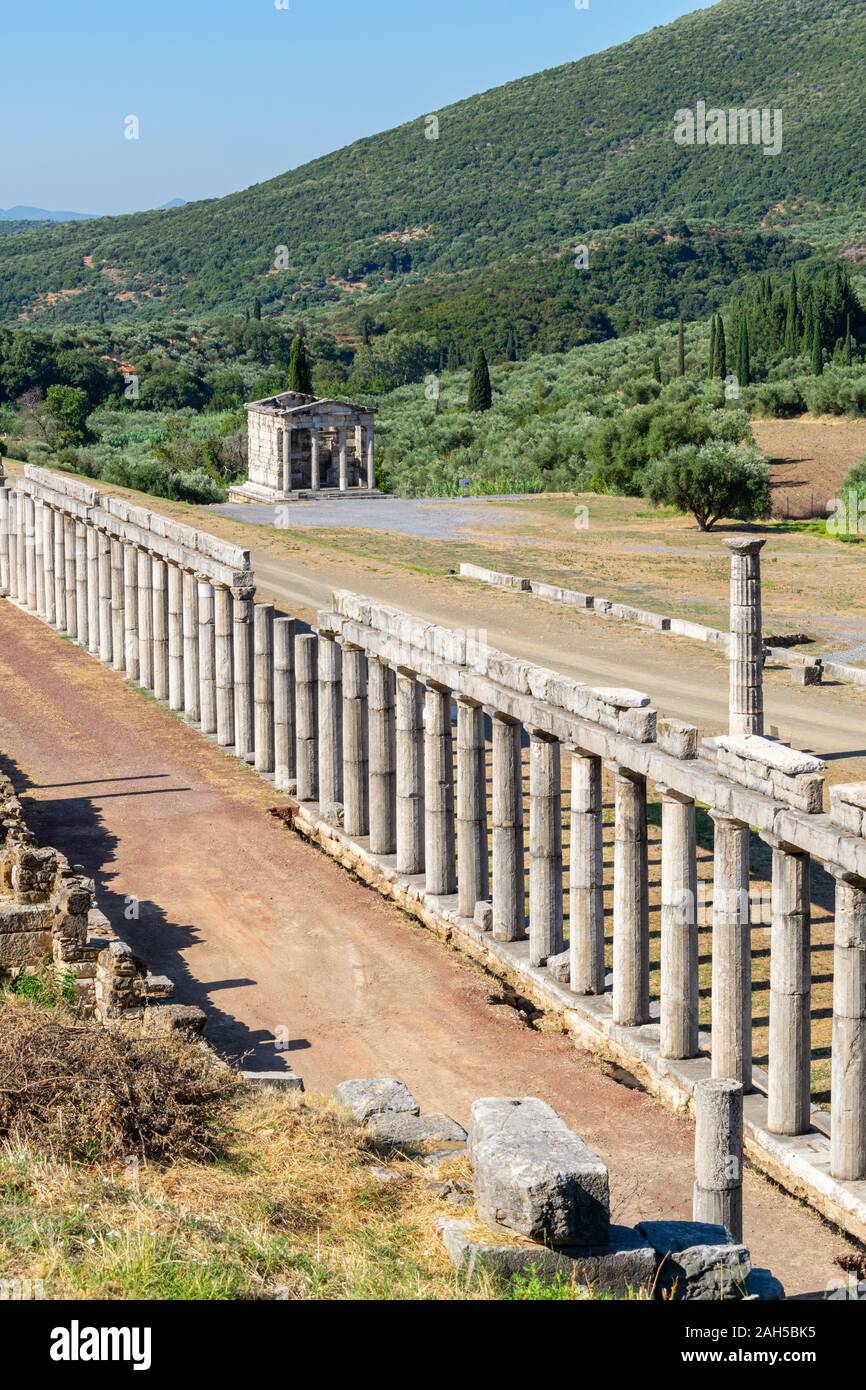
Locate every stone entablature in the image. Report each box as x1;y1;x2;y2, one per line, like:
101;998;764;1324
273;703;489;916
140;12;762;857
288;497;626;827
235;392;377;502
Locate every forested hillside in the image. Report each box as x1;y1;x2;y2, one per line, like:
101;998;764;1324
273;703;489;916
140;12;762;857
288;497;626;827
1;0;864;328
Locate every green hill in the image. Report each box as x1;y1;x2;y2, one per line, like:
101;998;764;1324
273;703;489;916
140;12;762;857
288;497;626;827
2;0;865;328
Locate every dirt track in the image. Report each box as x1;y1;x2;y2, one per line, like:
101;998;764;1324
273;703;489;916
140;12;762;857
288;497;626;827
0;597;859;1297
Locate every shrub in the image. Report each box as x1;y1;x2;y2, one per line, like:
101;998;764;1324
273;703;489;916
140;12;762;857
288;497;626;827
751;381;807;418
643;441;771;530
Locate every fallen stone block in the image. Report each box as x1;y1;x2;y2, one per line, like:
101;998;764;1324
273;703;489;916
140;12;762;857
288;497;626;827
441;1219;656;1296
469;1097;610;1246
658;718;698;760
546;949;570;984
334;1077;420;1122
830;783;866;839
636;1220;751;1300
791;661;823;687
141;1003;207;1036
743;1268;785;1301
473;901;493;931
367;1111;468;1146
241;1070;304;1092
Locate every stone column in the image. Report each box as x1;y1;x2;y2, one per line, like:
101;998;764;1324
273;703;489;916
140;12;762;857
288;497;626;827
97;532;111;662
725;536;765;737
110;538;124;671
24;495;37;611
85;526;98;653
0;483;9;597
253;603;275;774
765;834;811;1136
214;586;235;747
34;499;45;617
396;671;425;875
273;617;296;791
232;585;255;762
294;632;319;800
492;714;525;942
424;684;456;896
150;558;169;701
456;699;489;918
658;787;699;1060
338;427;348;493
75;521;89;649
693;1078;744;1242
15;490;26;604
710;812;752;1089
610;765;650;1027
122;544;138;679
830;870;866;1181
368;657;396;854
7;491;18;602
198;580;216;735
167;563;184;710
282;425;291;494
317;632;343;815
137;550;153;689
43;501;56;623
569;750;605;994
310;430;320;492
64;516;78;635
52;503;66;628
528;730;563;967
366;422;376;491
182;570;200;722
341;644;369;835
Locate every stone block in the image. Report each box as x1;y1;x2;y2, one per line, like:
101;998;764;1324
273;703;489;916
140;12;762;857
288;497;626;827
791;662;823;687
473;901;493;932
636;1220;751;1300
547;949;570;984
744;1268;785;1301
334;1077;420;1122
441;1220;656;1296
830;784;866;839
658;718;698;760
618;706;657;744
241;1070;304;1092
366;1111;467;1146
141;1003;207;1036
469;1097;610;1246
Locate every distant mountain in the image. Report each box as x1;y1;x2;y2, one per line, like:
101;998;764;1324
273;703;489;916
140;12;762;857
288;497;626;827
158;199;186;210
0;206;96;222
1;0;864;326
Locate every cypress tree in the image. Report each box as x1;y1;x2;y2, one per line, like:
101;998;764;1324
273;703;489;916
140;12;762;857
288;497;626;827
716;319;727;380
287;336;314;395
737;318;751;388
653;353;662;384
783;274;799;355
677;316;686;377
811;322;824;376
253;297;262;321
708;316;717;380
467;347;493;412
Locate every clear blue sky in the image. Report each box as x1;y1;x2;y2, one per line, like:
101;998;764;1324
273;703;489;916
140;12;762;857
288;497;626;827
1;0;718;215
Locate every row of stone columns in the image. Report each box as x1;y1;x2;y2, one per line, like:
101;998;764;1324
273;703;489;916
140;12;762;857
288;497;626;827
275;424;376;495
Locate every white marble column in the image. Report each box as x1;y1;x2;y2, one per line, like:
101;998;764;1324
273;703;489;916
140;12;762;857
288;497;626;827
425;683;457;896
182;570;200;722
529;730;563;967
310;430;320;492
198;580;216;735
342;643;369;835
137;550;153;690
396;670;425;875
658;786;699;1060
232;584;255;761
75;521;89;649
97;532;111;662
123;544;138;680
110;538;124;671
693;1078;744;1242
167;563;185;710
610;764;650;1027
0;483;9;597
282;425;291;494
254;603;275;773
24;495;37;611
42;501;56;623
726;537;765;737
338;427;348;493
830;870;866;1181
710;811;752;1089
456;699;489;918
274;616;296;791
765;834;811;1136
294;632;318;800
34;499;45;617
7;491;19;602
151;557;169;701
15;490;27;604
215;585;235;747
85;525;99;654
368;657;396;854
317;631;343;814
64;515;78;636
569;750;605;994
366;422;376;491
492;714;525;941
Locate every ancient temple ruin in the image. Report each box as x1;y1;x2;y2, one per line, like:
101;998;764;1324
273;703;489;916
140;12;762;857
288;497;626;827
230;392;378;503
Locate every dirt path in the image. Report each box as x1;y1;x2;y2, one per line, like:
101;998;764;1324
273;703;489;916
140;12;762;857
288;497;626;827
0;598;858;1297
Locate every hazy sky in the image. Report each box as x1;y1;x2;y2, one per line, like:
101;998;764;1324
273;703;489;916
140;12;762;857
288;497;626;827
1;0;718;215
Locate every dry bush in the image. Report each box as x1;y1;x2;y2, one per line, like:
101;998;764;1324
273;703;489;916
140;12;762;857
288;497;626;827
0;998;237;1163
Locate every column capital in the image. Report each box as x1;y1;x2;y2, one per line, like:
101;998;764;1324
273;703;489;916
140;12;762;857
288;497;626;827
708;808;749;829
605;760;645;782
759;830;808;856
231;583;256;603
654;782;695;804
724;537;767;556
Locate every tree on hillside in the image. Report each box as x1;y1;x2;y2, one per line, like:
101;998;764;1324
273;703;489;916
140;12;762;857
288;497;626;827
736;318;751;388
784;270;800;354
715;318;727;380
287;336;314;395
253;297;262;321
811;322;824;376
653;353;662;384
45;385;91;447
708;316;717;380
677;317;685;377
642;440;770;531
467;347;492;411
